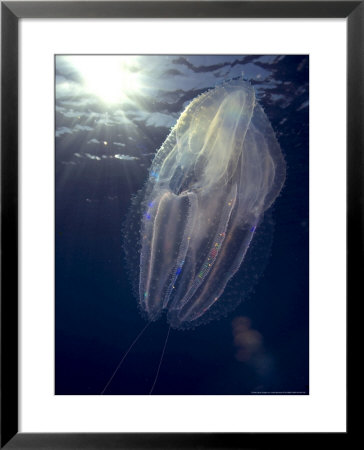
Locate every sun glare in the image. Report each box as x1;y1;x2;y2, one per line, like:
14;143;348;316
66;56;142;105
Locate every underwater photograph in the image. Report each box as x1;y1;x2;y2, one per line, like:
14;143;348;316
55;55;309;395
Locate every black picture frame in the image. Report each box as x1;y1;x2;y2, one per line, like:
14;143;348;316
1;1;357;448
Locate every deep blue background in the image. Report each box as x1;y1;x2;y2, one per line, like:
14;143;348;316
55;55;309;395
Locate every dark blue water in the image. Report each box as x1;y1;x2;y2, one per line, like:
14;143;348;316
55;55;309;395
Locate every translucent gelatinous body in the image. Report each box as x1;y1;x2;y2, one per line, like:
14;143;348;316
139;79;286;328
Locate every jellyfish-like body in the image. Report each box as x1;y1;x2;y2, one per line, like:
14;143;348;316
139;80;286;328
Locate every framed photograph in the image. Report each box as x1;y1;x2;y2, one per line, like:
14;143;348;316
1;1;356;448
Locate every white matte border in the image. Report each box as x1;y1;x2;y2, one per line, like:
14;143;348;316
20;18;346;433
